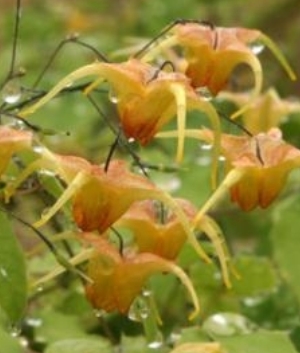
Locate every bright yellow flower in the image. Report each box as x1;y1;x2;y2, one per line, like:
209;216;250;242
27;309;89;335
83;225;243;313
82;233;200;319
219;89;300;133
0;126;33;176
5;148;211;263
141;22;296;102
19;58;221;163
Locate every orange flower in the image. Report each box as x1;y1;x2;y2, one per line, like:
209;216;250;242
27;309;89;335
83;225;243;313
219;89;300;133
5;149;210;263
19;58;221;163
117;198;233;287
0;126;33;176
141;22;296;98
82;234;200;319
160;127;300;215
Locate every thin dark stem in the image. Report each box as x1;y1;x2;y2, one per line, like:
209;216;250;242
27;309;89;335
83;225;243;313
217;108;265;164
32;35;109;89
217;108;253;137
104;129;121;172
110;227;124;256
86;93;149;178
0;206;89;283
133;19;214;59
0;0;22;90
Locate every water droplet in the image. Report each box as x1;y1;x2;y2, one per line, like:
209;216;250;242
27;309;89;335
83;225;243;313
65;80;74;88
26;317;43;328
196;155;211;166
39;169;56;177
197;87;213;101
109;88;119;104
36;285;44;293
94;309;106;318
2;79;22;104
203;312;256;336
249;42;265;55
19;337;29;347
0;267;8;278
169;331;181;344
128;306;141;322
242;295;266;307
148;339;163;349
10;326;21;338
142;289;152;298
201;143;213;151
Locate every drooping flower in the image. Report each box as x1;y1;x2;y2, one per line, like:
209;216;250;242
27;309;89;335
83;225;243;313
0;126;33;177
19;58;221;163
82;233;200;320
117;198;233;287
139;22;296;101
5;148;210;263
160;127;300;215
219;89;300;133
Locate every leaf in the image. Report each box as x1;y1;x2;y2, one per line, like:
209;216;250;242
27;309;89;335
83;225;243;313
231;255;277;297
0;327;23;353
45;338;112;353
0;210;27;324
270;194;300;301
219;331;297;353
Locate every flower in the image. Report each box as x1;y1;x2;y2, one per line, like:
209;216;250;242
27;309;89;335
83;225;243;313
141;22;296;98
0;126;33;177
5;149;210;263
117;198;233;287
19;58;221;163
82;234;200;319
219;89;300;133
161;127;300;214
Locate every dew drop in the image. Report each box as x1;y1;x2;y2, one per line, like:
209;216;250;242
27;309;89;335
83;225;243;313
147;339;163;349
26;317;43;328
197;87;213;101
2;79;22;104
10;325;21;338
201;143;213;151
109;88;119;104
94;309;106;318
249;42;265;55
203;312;256;336
0;267;8;278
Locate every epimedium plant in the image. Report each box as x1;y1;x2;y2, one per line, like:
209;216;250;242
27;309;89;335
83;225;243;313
0;1;300;353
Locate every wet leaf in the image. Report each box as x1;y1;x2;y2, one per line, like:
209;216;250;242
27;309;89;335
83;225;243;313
219;331;297;353
0;327;23;353
231;255;277;296
271;194;300;301
45;338;112;353
0;210;27;324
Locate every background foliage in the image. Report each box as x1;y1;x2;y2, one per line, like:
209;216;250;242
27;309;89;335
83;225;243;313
0;1;300;352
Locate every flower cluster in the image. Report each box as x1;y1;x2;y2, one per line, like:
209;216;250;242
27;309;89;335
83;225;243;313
1;21;298;323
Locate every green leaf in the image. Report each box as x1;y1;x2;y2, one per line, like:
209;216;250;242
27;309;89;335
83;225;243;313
231;255;277;297
219;331;297;353
0;210;27;324
271;194;300;301
45;338;112;353
0;327;23;353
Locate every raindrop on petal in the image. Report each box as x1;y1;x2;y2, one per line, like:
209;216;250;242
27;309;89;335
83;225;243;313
249;42;265;55
109;88;119;104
